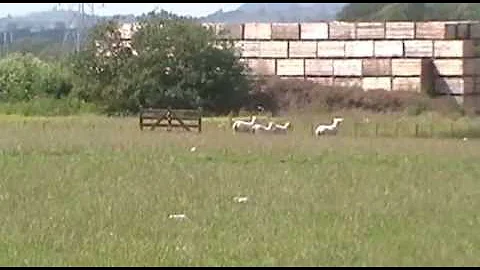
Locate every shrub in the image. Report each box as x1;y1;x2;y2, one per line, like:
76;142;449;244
247;76;464;116
70;13;252;115
0;53;73;102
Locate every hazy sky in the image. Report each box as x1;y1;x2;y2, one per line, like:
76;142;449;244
0;3;244;18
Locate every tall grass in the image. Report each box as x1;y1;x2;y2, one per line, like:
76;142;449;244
0;113;480;266
0;98;98;117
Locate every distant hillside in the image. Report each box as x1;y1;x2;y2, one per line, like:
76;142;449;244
337;3;480;21
199;3;347;23
0;10;137;60
3;3;480;32
0;4;347;59
0;3;347;31
0;10;135;32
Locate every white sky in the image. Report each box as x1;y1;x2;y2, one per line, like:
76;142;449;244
0;3;244;18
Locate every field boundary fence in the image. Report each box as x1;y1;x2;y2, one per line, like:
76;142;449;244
350;121;477;139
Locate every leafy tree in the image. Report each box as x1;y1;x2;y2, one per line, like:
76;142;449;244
70;11;251;115
69;20;134;112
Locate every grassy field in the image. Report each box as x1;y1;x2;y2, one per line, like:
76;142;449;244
1;112;480;266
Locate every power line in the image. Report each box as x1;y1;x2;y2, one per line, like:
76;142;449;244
60;3;104;53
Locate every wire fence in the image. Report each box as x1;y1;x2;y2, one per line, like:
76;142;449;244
350;121;478;139
221;116;479;139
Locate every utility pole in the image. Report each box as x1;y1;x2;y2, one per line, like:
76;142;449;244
74;3;103;52
75;3;83;52
9;31;13;54
3;32;7;56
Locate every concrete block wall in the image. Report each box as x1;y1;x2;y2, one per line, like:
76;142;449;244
118;21;480;106
200;21;480;97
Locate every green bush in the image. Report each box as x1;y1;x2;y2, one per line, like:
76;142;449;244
0;97;98;117
0;53;73;102
70;13;251;115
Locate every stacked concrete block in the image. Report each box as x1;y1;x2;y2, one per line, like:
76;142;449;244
391;59;434;93
119;20;480;108
305;59;334;76
444;21;480;39
432;40;477;95
333;59;363;76
415;22;450;39
271;23;299;40
317;41;345;58
385;22;415;39
470;23;480;39
435;77;475;95
277;59;304;76
452;23;469;40
259;41;288;58
404;40;433;58
362;77;392;91
391;59;431;77
445;24;458;40
356;22;385;40
300;23;329;40
234;41;261;58
345;41;374;58
329;22;356;40
215;23;244;40
246;59;276;76
392;77;424;92
224;21;480;98
362;59;391;76
334;77;362;88
433;59;475;76
289;41;317;58
244;23;271;40
374;41;404;57
433;40;475;58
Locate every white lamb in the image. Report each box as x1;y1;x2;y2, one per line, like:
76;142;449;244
272;122;291;134
232;116;257;133
251;121;274;134
314;117;344;136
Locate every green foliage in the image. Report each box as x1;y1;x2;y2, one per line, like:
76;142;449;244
426;3;480;21
337;3;429;21
69;20;134;112
0;53;91;116
0;97;98;116
130;16;250;113
337;3;480;21
0;53;73;102
406;101;429;116
336;3;392;21
71;13;251;115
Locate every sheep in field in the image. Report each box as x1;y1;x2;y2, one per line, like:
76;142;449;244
314;117;344;136
232;116;257;133
251;121;274;134
272;122;291;134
